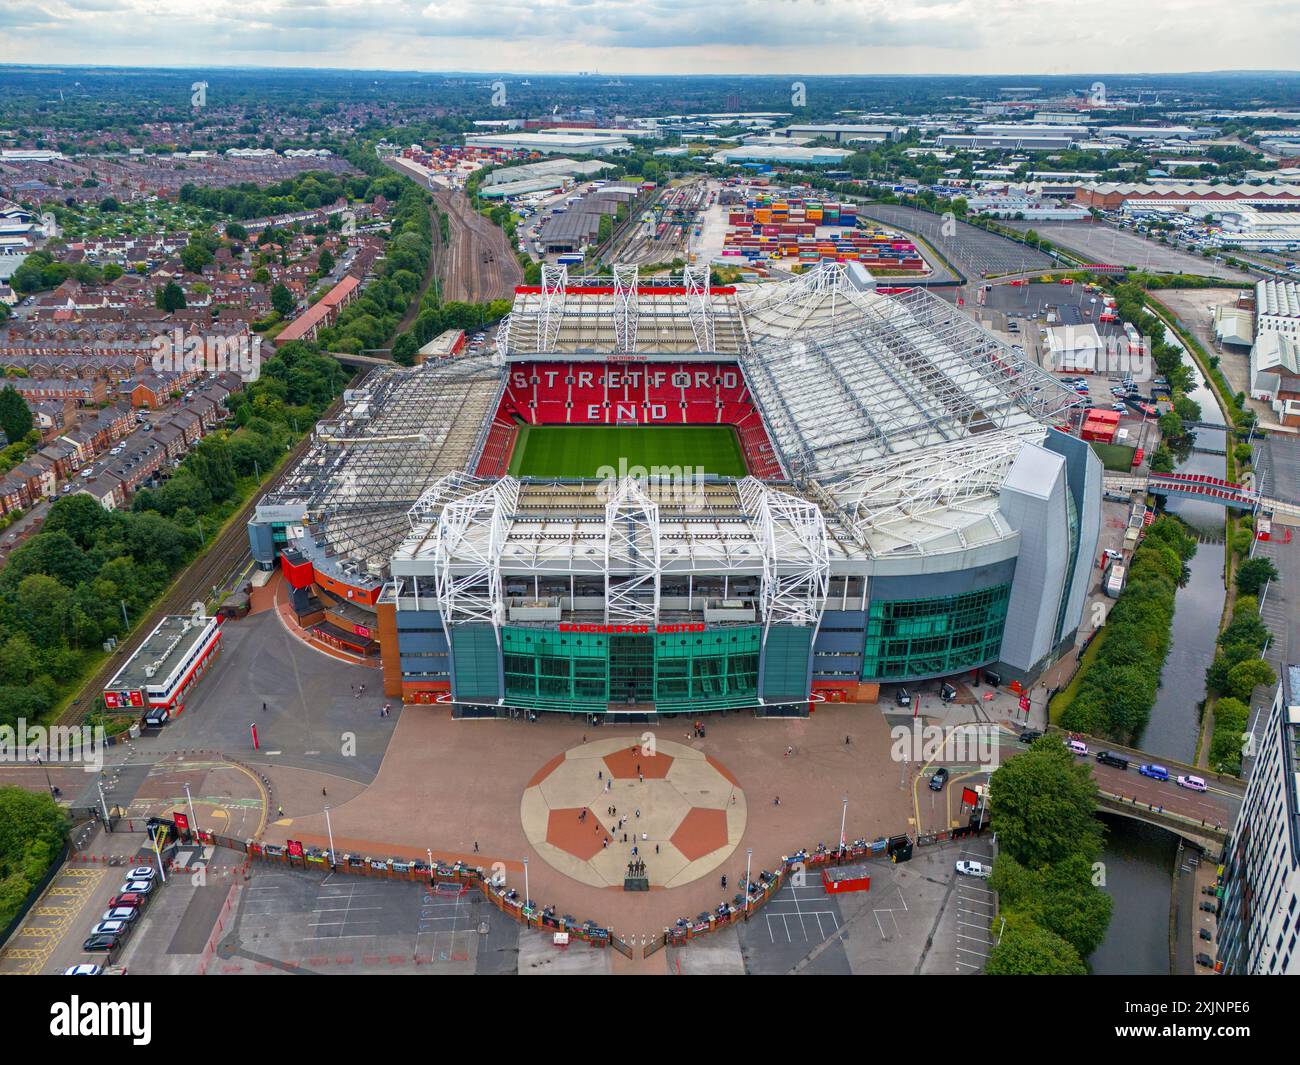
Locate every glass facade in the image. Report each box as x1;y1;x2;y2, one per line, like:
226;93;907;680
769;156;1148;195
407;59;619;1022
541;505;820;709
499;625;761;713
861;583;1011;680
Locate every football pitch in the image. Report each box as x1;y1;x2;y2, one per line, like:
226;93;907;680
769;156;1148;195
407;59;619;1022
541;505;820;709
507;424;748;478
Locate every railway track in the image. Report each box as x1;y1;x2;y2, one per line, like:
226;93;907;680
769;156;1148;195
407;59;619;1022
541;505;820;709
55;396;346;728
429;186;521;303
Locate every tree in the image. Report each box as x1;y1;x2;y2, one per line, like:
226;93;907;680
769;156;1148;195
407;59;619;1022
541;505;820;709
317;248;335;274
1235;557;1279;597
986;912;1087;975
1226;658;1277;701
271;283;296;318
156;281;186;312
225;222;248;241
990;737;1104;868
0;386;33;445
180;243;213;275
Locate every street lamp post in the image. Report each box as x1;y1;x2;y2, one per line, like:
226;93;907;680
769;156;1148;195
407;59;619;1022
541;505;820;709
34;754;55;798
324;805;337;867
744;848;752;915
182;781;200;840
523;857;530;919
839;795;848;852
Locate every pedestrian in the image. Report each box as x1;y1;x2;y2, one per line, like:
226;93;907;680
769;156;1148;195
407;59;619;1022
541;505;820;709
721;874;727;889
263;702;267;712
655;843;660;855
845;735;851;745
773;795;780;806
598;769;603;781
322;787;327;797
638;772;644;783
474;841;479;853
602;839;608;849
785;745;793;757
635;808;640;819
277;805;283;818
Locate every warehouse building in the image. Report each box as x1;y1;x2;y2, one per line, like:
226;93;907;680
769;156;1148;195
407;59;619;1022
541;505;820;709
463;132;632;156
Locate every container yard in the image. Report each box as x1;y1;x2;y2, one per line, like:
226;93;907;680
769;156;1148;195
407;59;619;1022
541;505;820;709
717;192;927;273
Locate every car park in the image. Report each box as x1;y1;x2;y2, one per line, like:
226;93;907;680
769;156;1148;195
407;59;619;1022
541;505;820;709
928;767;949;791
955;860;991;878
1139;764;1169;781
1177;774;1207;792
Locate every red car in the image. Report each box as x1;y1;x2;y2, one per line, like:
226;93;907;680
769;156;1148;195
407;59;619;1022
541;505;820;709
106;893;146;910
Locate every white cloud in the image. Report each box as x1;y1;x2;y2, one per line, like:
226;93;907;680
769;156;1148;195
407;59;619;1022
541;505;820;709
0;0;1295;73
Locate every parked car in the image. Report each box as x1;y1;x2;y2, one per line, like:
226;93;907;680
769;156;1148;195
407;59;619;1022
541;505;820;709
101;907;138;925
1199;901;1218;914
126;867;155;881
119;879;153;896
1103;549;1123;561
1019;729;1043;744
929;767;949;791
1139;764;1169;782
81;933;119;952
90;920;129;938
955;860;991;878
1196;953;1215;968
894;687;911;708
1177;774;1207;792
1096;751;1130;770
1066;739;1088;756
939;683;958;703
1198;928;1213;941
64;964;102;975
143;706;170;727
107;894;146;910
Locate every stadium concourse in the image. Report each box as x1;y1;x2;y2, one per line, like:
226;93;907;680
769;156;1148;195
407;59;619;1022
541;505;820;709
248;261;1100;719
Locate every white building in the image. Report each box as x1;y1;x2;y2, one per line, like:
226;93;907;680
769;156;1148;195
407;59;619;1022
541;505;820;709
1218;666;1300;975
1045;324;1105;372
1257;280;1300;336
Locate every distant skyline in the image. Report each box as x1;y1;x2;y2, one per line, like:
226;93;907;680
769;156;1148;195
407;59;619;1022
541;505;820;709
3;0;1299;77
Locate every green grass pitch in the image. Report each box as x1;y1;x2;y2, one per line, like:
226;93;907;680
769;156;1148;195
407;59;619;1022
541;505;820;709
507;424;748;478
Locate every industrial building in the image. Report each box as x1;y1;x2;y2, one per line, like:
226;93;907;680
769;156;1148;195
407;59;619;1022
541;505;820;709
463;132;632;156
712;145;854;167
249;263;1099;715
1216;666;1300;975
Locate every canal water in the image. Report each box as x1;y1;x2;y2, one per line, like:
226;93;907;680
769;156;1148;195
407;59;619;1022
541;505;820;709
1088;323;1228;974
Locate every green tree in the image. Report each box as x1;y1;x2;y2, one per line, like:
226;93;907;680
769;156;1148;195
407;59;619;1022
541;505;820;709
0;386;33;444
1235;557;1279;597
986;912;1087;975
990;737;1104;868
156;281;186;312
1226;658;1277;701
270;283;296;318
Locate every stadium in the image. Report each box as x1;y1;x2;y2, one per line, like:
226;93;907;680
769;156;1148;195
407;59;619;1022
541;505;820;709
248;261;1101;716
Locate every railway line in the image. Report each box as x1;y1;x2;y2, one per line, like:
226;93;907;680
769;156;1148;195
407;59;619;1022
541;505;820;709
55;394;348;728
429;186;522;303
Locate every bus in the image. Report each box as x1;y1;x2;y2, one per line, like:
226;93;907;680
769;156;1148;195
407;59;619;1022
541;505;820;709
556;253;585;266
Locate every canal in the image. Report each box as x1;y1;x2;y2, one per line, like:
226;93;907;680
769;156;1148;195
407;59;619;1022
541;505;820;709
1089;320;1229;974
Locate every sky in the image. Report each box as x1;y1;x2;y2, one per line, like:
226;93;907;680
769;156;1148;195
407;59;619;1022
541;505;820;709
1;0;1298;76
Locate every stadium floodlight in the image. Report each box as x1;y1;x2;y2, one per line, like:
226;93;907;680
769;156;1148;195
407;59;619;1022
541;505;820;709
612;264;639;353
737;477;829;632
538;263;568;353
604;476;660;626
432;476;520;633
682;264;716;353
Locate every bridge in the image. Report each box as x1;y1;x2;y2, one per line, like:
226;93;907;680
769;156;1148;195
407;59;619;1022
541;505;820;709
1103;470;1300;524
328;351;393;371
1044;728;1242;851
